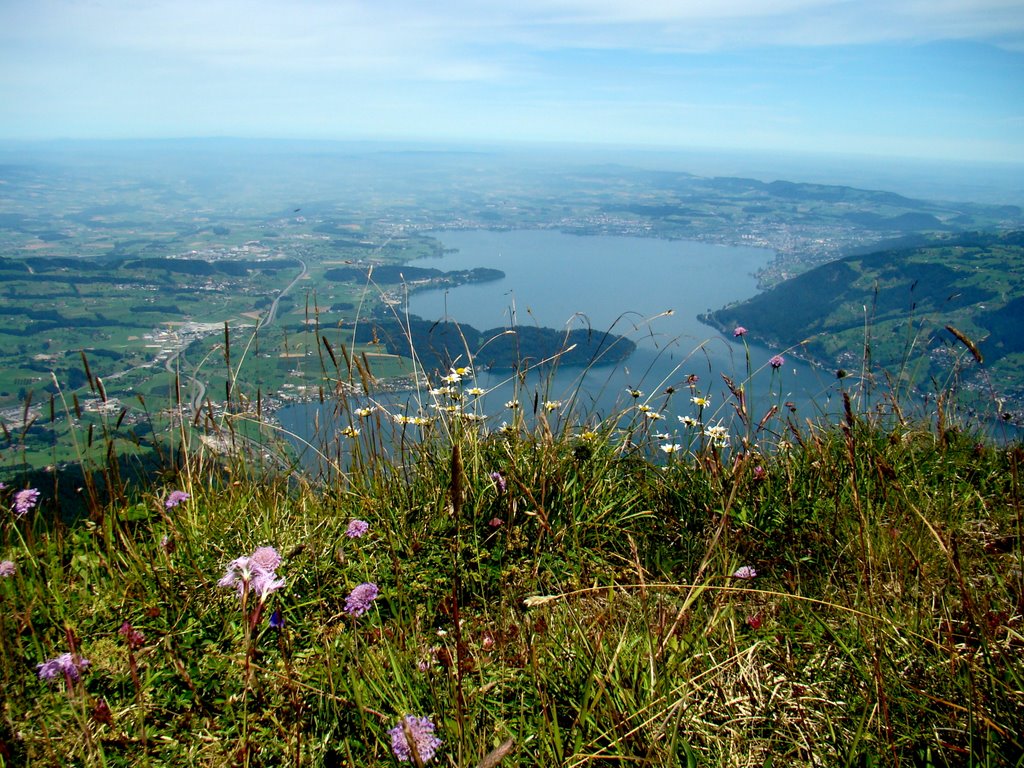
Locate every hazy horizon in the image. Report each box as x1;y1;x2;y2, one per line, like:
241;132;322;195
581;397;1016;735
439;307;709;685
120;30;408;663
3;136;1023;207
2;1;1022;165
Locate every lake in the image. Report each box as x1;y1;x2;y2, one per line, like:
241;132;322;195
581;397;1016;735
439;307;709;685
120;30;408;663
277;230;849;465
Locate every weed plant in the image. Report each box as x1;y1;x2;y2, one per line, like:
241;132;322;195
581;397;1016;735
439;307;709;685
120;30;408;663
1;312;1022;768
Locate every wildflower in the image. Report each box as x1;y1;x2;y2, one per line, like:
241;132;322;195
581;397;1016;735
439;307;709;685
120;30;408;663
344;582;379;617
627;387;643;398
643;410;665;421
704;424;730;448
428;386;453;397
346;519;369;538
690;395;710;408
488;517;503;527
354;406;376;418
0;560;14;577
341;425;360;437
163;490;189;509
453;365;472;377
219;547;285;601
37;652;90;683
579;430;599;441
440;371;462;384
118;621;145;650
733;326;748;337
752;465;767;481
505;400;519;409
660;443;683;454
409;416;431;426
466;387;485;397
393;414;412;425
269;609;285;630
489;471;506;493
389;715;443;763
732;565;757;580
250;546;282;572
746;613;763;629
769;354;785;369
678;415;698;427
13;488;40;517
160;534;176;553
542;400;562;412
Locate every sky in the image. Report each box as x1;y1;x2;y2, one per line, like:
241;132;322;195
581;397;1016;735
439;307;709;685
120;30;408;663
1;0;1023;163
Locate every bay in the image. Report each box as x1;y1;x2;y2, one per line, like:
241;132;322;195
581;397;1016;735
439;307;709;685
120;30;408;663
277;230;847;467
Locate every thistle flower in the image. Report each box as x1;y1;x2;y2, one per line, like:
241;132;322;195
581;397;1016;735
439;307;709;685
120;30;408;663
389;715;443;763
37;652;89;683
345;519;369;538
344;582;379;617
13;488;40;517
164;490;189;509
0;560;14;578
732;565;757;580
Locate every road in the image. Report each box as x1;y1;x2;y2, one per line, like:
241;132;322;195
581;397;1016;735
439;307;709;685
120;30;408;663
167;257;308;417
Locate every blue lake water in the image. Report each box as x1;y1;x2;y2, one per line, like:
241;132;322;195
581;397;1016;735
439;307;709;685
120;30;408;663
277;230;852;465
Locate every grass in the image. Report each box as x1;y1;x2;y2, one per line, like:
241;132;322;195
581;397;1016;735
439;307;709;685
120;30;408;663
1;318;1022;767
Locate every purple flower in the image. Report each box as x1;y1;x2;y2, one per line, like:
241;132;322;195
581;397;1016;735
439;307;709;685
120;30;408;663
249;546;282;572
219;547;285;601
752;465;766;481
37;652;90;683
13;488;40;517
0;560;14;578
345;519;369;538
344;582;379;617
164;490;189;508
732;566;757;580
489;471;507;493
733;326;748;337
269;609;284;629
769;355;785;369
118;621;145;649
389;715;442;763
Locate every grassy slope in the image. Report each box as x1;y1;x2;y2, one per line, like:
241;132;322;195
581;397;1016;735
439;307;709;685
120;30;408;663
1;365;1022;767
704;231;1024;407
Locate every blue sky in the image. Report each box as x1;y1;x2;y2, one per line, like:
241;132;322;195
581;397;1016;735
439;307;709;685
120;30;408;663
1;0;1022;162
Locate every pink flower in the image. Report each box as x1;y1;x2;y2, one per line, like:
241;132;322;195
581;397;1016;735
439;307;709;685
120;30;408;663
345;519;369;538
733;326;747;337
769;355;785;369
732;565;757;580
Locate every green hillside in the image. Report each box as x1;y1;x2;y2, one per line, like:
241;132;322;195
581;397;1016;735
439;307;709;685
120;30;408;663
703;231;1024;407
